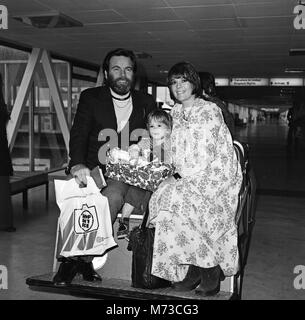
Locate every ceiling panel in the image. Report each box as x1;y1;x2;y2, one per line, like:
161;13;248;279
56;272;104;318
240;16;294;28
166;0;233;5
36;0;110;11
196;28;244;38
242;26;293;37
188;18;241;30
235;1;293;17
233;0;293;4
69;10;127;24
243;35;291;44
173;5;236;20
43;22;141;34
65;31;157;42
152;30;201;41
115;8;179;21
134;20;189;31
1;0;50;14
104;0;167;9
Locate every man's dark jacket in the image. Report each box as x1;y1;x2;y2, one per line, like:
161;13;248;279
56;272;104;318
69;86;157;172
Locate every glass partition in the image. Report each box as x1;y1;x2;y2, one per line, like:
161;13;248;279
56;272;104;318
0;44;98;172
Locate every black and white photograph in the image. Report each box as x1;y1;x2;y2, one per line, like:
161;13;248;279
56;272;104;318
0;0;305;304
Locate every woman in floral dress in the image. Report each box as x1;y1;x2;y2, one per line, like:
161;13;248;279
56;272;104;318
148;62;242;296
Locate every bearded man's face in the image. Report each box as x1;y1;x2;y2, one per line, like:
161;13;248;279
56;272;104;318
106;55;134;95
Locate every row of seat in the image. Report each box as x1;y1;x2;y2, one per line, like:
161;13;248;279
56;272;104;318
9;168;65;209
10;171;49;209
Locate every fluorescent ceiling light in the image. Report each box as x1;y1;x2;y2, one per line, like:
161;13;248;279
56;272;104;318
13;11;83;28
289;49;305;56
135;52;152;59
285;68;305;73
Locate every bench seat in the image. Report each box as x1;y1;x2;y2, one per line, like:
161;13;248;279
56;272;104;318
10;169;62;209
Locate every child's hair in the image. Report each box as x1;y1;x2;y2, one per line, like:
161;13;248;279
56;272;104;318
147;109;173;131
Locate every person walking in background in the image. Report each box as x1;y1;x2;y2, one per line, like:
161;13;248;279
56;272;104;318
287;91;305;153
199;72;235;138
0;73;16;232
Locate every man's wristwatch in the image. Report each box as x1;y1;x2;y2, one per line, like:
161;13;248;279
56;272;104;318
173;173;181;180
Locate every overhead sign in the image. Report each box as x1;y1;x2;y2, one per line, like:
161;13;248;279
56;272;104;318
215;78;229;86
230;78;269;86
269;78;304;86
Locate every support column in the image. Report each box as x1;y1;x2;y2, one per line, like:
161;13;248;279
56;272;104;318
7;48;42;149
41;50;70;152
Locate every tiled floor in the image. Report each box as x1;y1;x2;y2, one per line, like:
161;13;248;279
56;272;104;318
1;119;305;300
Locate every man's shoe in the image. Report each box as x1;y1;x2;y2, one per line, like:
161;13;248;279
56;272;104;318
53;259;79;286
195;265;224;296
117;218;129;240
78;260;102;282
172;265;201;291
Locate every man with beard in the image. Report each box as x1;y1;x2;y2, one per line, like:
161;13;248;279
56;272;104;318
53;48;156;286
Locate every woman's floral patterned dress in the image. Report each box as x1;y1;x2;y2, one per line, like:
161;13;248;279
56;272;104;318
148;98;243;282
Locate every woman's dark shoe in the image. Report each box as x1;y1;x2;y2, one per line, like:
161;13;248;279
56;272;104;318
78;260;102;282
195;265;224;296
53;259;79;286
172;265;201;291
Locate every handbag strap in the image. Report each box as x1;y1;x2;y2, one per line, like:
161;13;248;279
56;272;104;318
140;208;150;229
139;190;152;229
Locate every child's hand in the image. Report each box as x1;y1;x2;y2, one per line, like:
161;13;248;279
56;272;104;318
128;145;140;161
108;147;130;163
108;148;118;163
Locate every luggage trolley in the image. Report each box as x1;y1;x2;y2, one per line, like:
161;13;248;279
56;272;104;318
231;140;256;299
27;141;256;300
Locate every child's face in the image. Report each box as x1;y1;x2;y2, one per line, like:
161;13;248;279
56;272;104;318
148;119;170;141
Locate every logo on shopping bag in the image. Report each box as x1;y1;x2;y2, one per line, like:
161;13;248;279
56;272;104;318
74;204;99;234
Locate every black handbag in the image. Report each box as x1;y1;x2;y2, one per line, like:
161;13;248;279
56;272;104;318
127;210;171;289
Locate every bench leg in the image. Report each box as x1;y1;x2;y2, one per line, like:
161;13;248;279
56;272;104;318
22;190;28;210
45;182;49;202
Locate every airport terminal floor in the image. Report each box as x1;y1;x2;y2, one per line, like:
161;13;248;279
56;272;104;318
1;119;305;300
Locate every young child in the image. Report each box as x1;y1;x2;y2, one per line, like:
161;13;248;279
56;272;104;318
115;109;173;240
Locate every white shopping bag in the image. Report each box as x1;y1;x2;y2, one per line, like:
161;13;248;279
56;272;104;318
54;177;117;258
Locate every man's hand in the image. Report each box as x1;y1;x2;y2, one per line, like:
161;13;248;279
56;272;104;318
70;164;90;186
